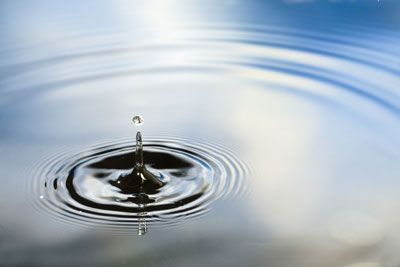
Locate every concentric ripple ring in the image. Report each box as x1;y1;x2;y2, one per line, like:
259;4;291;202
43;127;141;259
28;136;251;230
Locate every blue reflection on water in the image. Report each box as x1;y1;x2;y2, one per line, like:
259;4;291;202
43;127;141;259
0;1;399;267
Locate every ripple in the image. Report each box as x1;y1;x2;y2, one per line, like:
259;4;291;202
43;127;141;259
28;137;250;231
0;24;399;124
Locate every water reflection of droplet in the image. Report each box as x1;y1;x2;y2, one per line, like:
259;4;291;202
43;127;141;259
132;115;144;126
138;213;148;236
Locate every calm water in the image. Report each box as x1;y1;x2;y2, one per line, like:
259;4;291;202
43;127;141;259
1;1;400;266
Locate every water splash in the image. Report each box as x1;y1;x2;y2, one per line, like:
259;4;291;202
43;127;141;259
30;136;249;232
131;117;164;187
131;117;162;235
135;131;144;168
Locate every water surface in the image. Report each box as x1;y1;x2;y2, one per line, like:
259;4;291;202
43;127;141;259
0;0;400;266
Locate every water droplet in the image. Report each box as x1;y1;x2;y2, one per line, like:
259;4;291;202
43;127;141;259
39;195;44;199
132;115;144;126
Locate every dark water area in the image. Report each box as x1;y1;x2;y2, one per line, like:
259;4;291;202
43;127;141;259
0;0;400;266
33;135;248;231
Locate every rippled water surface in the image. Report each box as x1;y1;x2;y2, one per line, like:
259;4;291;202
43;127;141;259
1;0;400;266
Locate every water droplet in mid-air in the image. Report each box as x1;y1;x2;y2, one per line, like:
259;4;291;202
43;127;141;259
132;115;144;126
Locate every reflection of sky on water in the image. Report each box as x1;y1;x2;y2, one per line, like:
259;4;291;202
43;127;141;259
0;0;399;266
